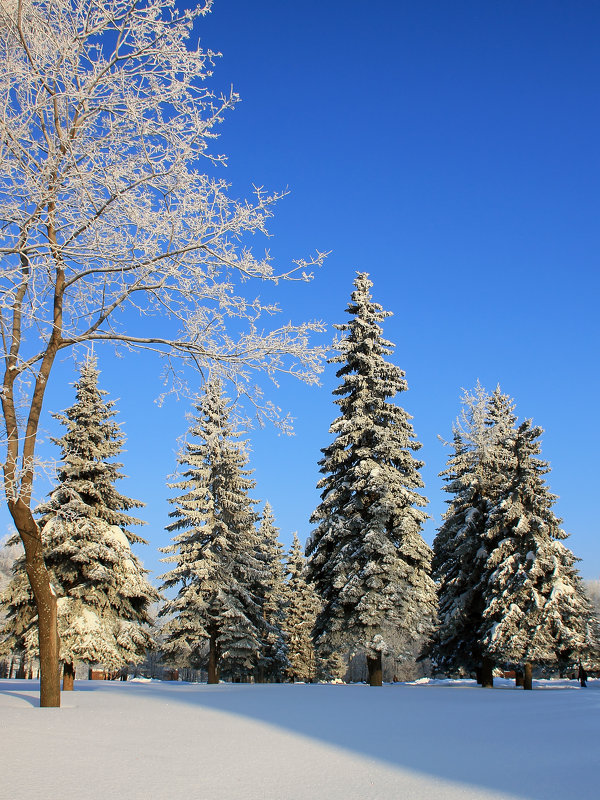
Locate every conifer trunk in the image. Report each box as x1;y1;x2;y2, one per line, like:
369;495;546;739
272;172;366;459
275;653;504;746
523;661;533;690
367;652;383;687
62;662;75;691
515;668;524;687
16;653;26;679
208;629;219;684
480;657;494;688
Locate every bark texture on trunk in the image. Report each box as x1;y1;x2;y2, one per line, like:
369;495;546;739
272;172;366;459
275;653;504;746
1;248;65;709
62;662;75;691
367;652;383;687
11;502;60;707
207;629;219;685
480;657;494;688
523;661;533;690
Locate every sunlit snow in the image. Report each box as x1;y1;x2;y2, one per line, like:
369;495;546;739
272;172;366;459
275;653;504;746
1;677;597;800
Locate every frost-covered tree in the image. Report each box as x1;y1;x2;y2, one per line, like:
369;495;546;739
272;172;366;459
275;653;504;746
430;432;488;678
0;535;24;675
479;417;599;688
1;357;159;689
160;381;266;683
0;0;325;706
584;580;600;620
306;273;436;687
281;533;320;683
432;385;598;689
1;549;34;669
0;535;20;594
431;386;520;685
254;502;289;682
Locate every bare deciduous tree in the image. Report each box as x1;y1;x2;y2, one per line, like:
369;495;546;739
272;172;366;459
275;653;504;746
0;0;326;706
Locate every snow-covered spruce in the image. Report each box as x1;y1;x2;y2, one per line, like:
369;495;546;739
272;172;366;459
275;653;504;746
1;357;159;688
306;273;436;686
429;431;489;678
432;385;598;688
430;384;515;685
281;533;320;682
0;546;30;673
479;415;599;686
160;381;267;682
254;502;289;682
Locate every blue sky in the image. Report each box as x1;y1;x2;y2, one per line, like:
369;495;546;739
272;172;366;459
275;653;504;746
3;0;599;580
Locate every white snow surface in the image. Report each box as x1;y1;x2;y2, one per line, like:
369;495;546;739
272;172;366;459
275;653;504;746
1;678;598;800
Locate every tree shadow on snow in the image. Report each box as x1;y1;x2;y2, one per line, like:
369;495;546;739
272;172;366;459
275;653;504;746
0;680;40;707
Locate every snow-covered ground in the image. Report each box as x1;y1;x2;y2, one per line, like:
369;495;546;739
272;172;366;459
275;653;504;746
1;678;598;800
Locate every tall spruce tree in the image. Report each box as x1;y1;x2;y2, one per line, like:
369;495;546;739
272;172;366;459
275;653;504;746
160;381;266;682
432;385;598;688
1;357;159;689
282;533;320;682
306;273;436;686
254;502;289;682
431;386;519;686
479;417;599;688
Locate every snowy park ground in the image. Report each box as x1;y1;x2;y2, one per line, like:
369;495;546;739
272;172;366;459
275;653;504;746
1;678;598;800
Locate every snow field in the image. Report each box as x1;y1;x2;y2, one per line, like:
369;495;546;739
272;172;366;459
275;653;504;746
1;678;598;800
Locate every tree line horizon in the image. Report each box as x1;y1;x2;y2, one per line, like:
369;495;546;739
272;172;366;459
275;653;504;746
2;272;596;692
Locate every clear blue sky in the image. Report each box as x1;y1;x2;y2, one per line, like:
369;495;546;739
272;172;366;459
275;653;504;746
3;0;599;580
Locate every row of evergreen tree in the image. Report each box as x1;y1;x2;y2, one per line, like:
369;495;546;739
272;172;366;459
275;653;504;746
1;273;597;689
307;273;597;687
0;362;320;686
159;380;320;683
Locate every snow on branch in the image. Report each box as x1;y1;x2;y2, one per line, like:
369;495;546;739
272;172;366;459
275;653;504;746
0;0;327;504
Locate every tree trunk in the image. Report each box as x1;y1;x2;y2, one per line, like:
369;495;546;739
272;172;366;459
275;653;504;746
515;668;524;687
207;629;219;684
475;667;482;685
16;653;26;679
480;657;494;688
11;503;61;707
62;662;75;691
523;661;533;690
367;652;383;687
